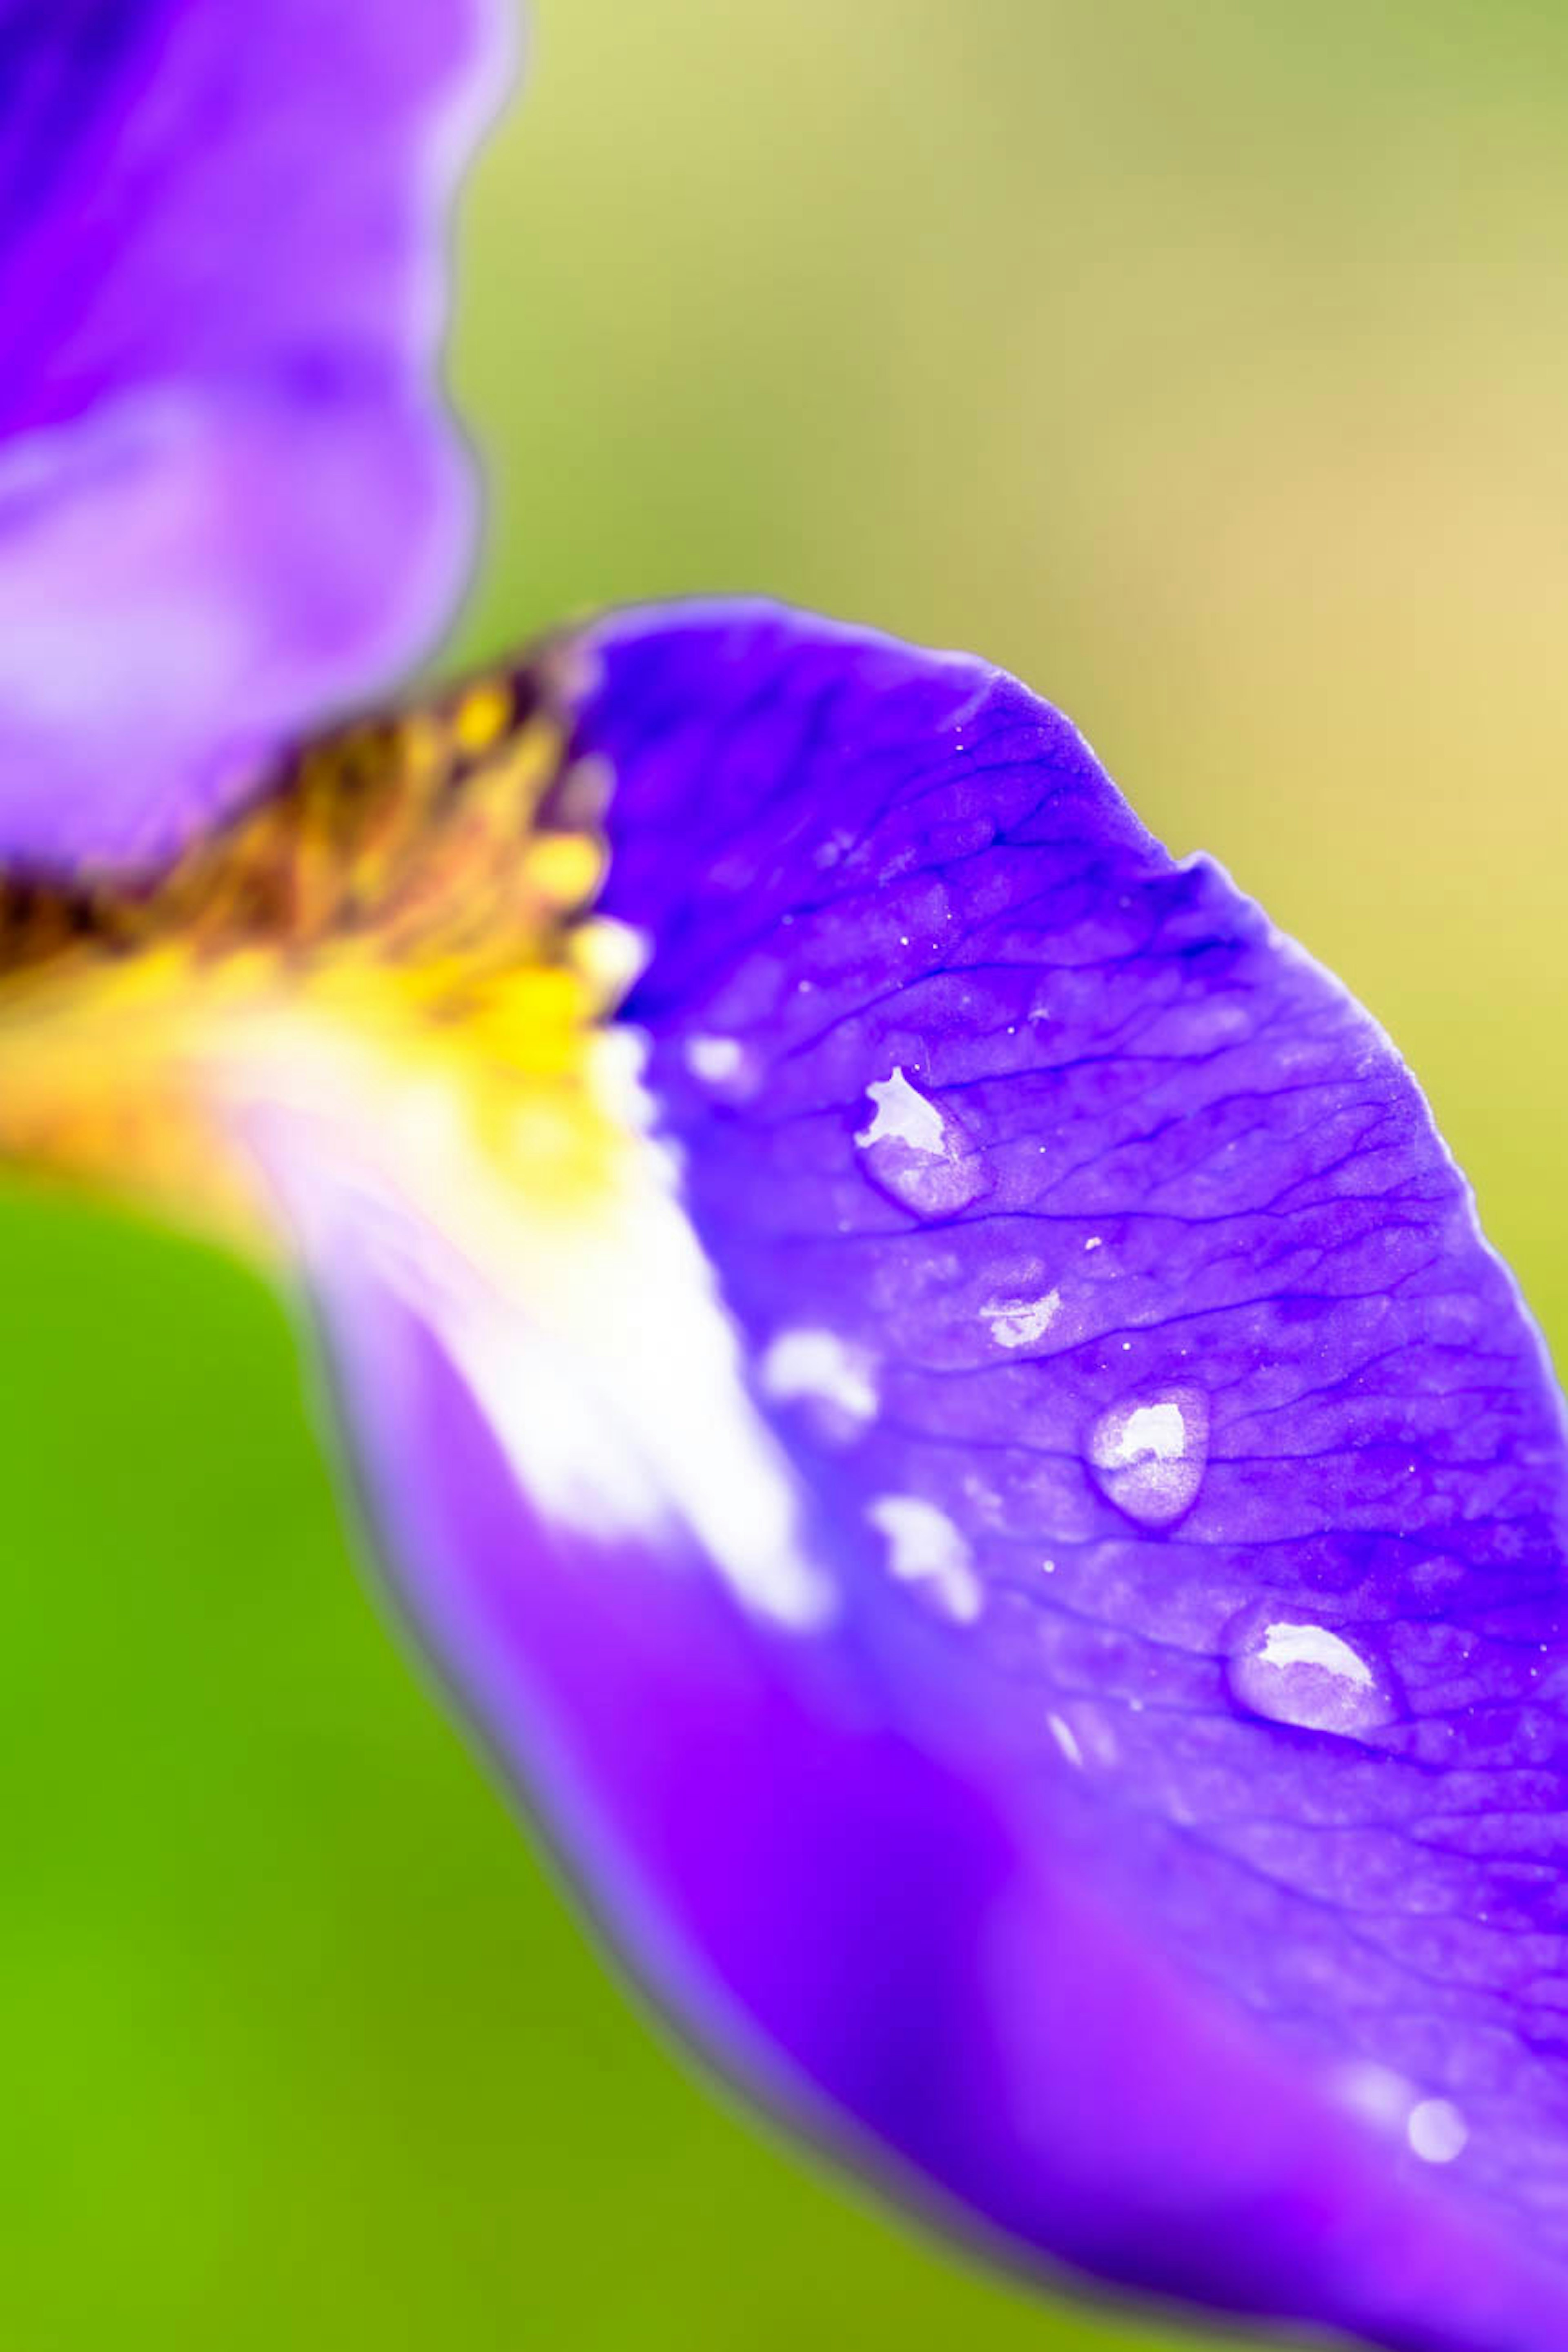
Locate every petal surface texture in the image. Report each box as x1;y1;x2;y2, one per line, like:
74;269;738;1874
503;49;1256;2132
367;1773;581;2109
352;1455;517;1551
0;0;509;866
283;606;1568;2352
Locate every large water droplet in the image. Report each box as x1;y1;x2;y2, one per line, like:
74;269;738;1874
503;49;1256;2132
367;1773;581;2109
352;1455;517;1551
1226;1608;1396;1738
855;1067;991;1218
1087;1391;1207;1527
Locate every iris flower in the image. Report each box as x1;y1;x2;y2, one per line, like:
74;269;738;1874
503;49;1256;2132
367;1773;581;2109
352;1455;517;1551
7;9;1568;2351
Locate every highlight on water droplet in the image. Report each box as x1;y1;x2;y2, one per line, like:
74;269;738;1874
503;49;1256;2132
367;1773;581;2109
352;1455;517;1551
980;1289;1061;1349
1225;1605;1397;1739
1047;1712;1085;1768
854;1065;992;1218
1086;1389;1208;1528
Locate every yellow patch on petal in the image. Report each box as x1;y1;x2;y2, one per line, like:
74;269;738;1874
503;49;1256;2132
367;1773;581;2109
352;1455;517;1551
0;650;635;1252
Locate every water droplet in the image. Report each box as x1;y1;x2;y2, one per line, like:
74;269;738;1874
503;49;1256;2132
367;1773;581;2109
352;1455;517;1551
866;1494;983;1623
855;1067;991;1217
980;1290;1061;1348
1226;1609;1396;1738
1334;2059;1415;2132
1408;2098;1467;2164
759;1327;878;1437
1047;1713;1085;1768
684;1033;747;1087
1087;1392;1207;1527
573;918;650;1001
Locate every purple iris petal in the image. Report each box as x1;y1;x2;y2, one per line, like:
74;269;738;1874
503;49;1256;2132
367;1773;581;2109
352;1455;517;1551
0;0;508;868
265;601;1568;2352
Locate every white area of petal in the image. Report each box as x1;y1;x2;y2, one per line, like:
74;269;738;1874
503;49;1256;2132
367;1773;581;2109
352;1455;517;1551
211;1014;835;1633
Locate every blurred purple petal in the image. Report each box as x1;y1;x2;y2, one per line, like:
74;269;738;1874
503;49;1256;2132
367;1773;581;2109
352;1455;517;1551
0;0;511;867
249;603;1568;2351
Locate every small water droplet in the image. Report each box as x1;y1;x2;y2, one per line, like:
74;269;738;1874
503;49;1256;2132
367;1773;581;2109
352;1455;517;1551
1407;2098;1467;2165
1047;1713;1085;1768
1334;2059;1415;2132
980;1290;1061;1348
759;1327;878;1437
1087;1392;1207;1527
1226;1608;1396;1738
683;1033;758;1096
866;1493;982;1623
855;1067;992;1217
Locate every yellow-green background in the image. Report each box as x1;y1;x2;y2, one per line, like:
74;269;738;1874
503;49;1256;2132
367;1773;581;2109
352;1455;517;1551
4;2;1566;2344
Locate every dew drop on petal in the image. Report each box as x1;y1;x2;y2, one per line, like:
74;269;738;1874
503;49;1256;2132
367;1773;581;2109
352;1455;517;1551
981;1290;1061;1348
1225;1610;1396;1739
759;1326;878;1435
1047;1712;1085;1768
854;1066;992;1218
1407;2098;1468;2164
1087;1392;1207;1527
866;1493;983;1623
1334;2060;1417;2133
684;1033;748;1087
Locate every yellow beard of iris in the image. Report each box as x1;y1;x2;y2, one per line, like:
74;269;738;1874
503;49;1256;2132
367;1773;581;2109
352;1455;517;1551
0;653;642;1256
0;658;833;1633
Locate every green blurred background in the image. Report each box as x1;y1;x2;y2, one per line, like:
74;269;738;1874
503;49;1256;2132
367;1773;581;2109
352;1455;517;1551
6;1;1568;2344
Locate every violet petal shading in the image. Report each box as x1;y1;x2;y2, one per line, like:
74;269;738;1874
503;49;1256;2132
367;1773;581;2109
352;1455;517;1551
0;0;510;870
252;602;1568;2352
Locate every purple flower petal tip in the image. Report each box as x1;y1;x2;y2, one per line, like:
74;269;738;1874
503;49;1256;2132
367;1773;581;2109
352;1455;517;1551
273;601;1568;2352
0;0;516;869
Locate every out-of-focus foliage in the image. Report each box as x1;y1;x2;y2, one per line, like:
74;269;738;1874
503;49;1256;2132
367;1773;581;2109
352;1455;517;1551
5;2;1566;2343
